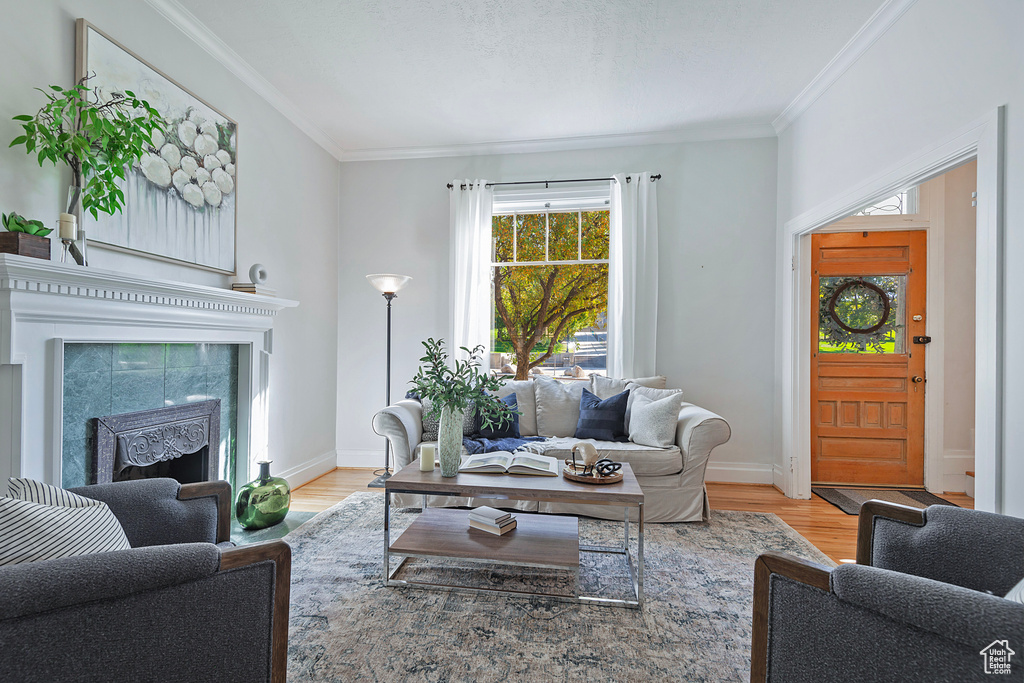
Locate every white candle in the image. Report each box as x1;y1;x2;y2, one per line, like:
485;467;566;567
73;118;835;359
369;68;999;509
58;213;76;240
419;444;435;471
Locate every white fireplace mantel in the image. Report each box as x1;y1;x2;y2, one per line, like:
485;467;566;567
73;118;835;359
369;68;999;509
0;254;298;487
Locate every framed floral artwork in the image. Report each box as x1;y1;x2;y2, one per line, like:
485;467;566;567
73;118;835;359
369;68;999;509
76;19;237;273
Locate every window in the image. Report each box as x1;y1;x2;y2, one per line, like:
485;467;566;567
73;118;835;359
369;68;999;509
490;197;610;380
854;186;919;216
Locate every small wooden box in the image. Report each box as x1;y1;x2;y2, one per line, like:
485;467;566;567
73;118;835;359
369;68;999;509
0;232;51;260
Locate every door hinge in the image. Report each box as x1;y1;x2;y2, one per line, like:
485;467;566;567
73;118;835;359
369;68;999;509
791;256;796;271
972;190;978;207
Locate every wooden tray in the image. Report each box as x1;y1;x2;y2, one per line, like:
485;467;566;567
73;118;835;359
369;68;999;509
562;460;624;485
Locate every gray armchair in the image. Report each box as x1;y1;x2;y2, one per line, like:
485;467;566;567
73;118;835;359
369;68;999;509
0;478;290;683
751;501;1024;683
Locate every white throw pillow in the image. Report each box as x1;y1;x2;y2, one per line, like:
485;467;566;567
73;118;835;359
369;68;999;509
625;383;684;430
1005;576;1024;604
492;379;538;436
628;392;685;448
0;478;131;566
590;375;668;400
534;375;587;437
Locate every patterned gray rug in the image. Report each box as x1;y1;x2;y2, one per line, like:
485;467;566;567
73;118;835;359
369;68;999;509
285;492;833;682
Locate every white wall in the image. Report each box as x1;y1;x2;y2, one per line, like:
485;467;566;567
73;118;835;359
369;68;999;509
943;160;977;491
776;0;1022;514
0;0;340;486
338;138;778;482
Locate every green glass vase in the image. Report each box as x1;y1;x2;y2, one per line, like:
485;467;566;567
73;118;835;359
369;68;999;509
235;460;291;530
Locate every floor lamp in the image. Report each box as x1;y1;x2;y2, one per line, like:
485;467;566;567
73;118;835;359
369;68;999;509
366;273;412;488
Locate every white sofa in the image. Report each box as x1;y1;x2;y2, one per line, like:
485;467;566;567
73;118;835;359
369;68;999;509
372;375;731;522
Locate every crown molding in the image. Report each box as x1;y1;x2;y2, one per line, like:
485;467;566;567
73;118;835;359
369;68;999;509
143;0;346;161
772;0;919;134
340;122;777;162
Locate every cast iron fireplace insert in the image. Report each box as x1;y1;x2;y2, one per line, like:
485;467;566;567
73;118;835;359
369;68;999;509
90;400;221;485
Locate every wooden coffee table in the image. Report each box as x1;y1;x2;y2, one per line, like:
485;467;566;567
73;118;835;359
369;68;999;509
383;460;645;608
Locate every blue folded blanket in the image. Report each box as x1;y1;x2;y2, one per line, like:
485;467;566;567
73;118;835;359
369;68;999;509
462;435;547;455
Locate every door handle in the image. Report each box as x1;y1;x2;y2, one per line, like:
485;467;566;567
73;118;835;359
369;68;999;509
912;376;924;383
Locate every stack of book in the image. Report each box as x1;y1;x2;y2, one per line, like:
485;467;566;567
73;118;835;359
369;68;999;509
468;506;517;535
231;283;277;297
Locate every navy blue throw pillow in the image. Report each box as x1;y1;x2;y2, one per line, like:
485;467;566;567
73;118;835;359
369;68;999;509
575;388;629;442
475;393;520;439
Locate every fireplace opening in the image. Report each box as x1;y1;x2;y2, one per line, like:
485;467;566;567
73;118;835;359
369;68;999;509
115;448;210;484
91;400;221;486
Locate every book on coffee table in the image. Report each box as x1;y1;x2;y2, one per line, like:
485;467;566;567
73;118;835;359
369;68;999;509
468;506;512;524
459;452;558;476
468;517;517;535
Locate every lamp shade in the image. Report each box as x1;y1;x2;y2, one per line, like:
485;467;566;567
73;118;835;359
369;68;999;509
366;273;412;294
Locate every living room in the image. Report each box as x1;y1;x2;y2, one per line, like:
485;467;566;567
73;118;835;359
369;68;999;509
0;1;1021;681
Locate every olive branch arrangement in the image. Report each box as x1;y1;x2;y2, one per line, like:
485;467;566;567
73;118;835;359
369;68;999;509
9;75;164;219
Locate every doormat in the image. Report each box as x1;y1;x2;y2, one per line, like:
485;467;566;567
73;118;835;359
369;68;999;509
812;487;959;515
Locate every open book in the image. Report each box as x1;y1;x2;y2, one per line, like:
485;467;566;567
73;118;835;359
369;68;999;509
459;451;558;476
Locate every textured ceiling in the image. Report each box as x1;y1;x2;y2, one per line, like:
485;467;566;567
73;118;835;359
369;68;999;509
173;0;883;155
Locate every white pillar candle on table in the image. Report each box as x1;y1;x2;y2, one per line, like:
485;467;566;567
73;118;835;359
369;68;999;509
419;444;435;471
58;213;76;240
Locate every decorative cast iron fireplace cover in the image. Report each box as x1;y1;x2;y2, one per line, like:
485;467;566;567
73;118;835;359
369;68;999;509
92;400;220;485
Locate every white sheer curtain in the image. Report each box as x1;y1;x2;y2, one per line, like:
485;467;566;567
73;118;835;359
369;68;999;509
449;179;494;356
608;172;659;378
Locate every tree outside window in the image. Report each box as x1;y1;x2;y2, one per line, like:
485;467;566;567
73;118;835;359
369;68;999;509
491;209;609;380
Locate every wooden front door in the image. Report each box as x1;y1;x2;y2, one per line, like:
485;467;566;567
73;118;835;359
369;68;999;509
811;230;927;486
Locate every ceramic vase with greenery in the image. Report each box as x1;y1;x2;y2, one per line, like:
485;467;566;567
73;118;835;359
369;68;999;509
410;338;516;477
9;77;164;225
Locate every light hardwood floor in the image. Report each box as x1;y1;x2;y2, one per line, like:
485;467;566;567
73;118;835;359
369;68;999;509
291;468;973;564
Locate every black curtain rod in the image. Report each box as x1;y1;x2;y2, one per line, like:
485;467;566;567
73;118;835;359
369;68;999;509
447;174;661;190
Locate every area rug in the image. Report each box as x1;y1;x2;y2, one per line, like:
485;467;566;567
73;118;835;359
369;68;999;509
811;487;959;516
284;492;832;682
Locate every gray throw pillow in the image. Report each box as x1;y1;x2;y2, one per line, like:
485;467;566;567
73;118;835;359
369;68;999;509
492;379;538;436
419;397;475;441
534;375;587;437
590;374;668;400
628;392;685;448
625;383;684;430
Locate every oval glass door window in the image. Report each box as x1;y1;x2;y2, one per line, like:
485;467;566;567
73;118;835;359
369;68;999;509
818;275;906;353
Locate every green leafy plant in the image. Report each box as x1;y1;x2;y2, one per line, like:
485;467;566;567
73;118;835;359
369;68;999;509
9;77;164;219
1;211;52;236
409;338;517;431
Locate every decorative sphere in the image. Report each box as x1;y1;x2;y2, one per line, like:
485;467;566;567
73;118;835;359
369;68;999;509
249;263;269;285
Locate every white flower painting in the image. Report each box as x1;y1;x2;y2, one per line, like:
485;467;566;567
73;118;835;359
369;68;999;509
79;21;236;273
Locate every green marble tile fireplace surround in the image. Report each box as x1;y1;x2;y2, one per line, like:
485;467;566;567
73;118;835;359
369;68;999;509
62;342;239;490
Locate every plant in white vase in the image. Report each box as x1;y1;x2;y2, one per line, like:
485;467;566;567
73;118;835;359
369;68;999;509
409;338;516;477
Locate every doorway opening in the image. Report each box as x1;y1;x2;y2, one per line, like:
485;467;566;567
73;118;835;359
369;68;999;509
807;162;977;492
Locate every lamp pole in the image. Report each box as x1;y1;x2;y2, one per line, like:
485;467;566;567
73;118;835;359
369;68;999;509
369;291;397;488
365;274;411;488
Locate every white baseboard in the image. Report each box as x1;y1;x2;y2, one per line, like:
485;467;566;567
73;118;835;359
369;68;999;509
943;449;974;493
337;449;383;469
706;461;775;485
276;450;338;488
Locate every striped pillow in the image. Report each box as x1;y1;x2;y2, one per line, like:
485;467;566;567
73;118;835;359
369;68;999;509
1005;576;1024;604
575;388;630;442
0;478;131;566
